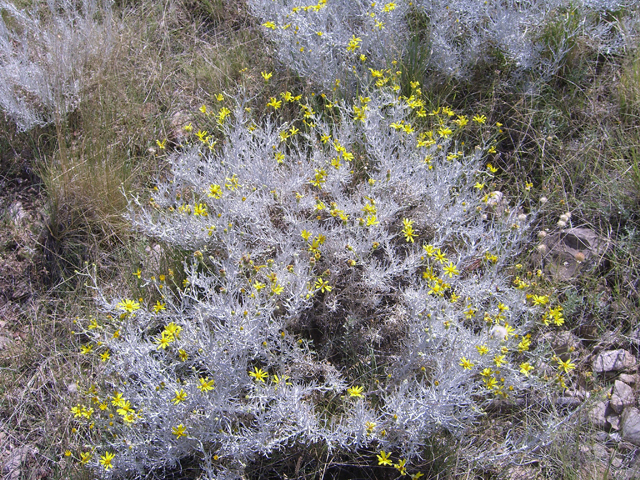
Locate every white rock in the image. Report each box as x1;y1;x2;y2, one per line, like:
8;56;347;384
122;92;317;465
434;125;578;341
593;349;637;373
621;407;640;446
610;380;635;414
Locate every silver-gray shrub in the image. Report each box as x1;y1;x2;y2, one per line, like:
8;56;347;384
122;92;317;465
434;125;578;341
246;0;638;87
0;0;113;131
74;78;558;477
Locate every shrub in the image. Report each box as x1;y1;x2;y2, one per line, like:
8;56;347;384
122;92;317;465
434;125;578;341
0;0;113;131
70;71;574;478
246;0;638;88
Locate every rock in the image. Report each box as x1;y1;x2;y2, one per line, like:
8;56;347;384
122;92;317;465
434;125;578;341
618;373;639;386
542;331;582;359
536;227;609;281
2;445;36;480
610;381;636;414
621;407;640;446
565;388;590;401
606;412;621;430
0;336;11;350
556;396;582;408
593;350;637;373
611;456;623;468
589;401;609;429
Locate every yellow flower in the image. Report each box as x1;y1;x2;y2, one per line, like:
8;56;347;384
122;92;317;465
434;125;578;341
493;355;507;367
434;249;447;264
217;107;231;124
437;127;452;138
117;299;140;313
80;451;92;465
557;358;576;374
476;344;489;355
346;35;362;52
156;333;172;350
261;71;273;81
480;368;493;377
249;367;269;382
531;294;549;306
315;278;332;293
156;139;166;150
111;392;126;407
443;262;459;277
473;115;486;124
198;377;215;392
459;357;474;370
520;362;534;376
262;21;277;29
172;389;187;404
172;424;187;438
517;336;531;352
267;97;282;110
153;301;166;313
377;450;393;466
347;385;364;397
99;451;115;471
402;218;416;242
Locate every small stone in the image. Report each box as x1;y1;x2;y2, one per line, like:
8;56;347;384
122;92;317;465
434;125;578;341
588;401;609;429
542;331;581;359
618;373;639;386
606;412;621;430
593;350;637;373
621;407;640;446
565;388;590;401
556;396;582;408
2;445;35;480
610;380;635;414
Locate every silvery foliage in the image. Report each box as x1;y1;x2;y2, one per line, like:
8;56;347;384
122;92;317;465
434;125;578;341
416;0;638;79
246;0;637;85
0;0;113;131
246;0;410;90
84;83;544;477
